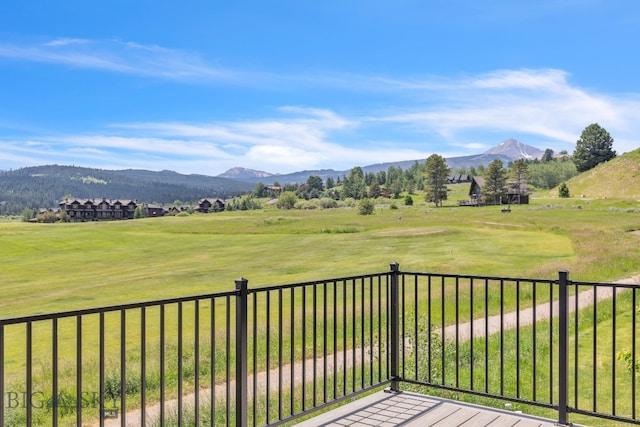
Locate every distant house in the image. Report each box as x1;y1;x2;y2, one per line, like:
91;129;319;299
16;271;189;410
264;185;282;197
59;198;138;221
469;176;483;200
146;204;165;217
379;188;391;198
458;176;529;206
448;174;471;184
196;198;225;213
167;205;190;215
456;177;485;206
56;196;225;221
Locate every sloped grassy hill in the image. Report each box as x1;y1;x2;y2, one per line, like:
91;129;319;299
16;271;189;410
550;148;640;199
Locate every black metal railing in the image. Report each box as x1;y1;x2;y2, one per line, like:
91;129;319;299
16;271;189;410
1;264;639;426
389;267;639;426
0;272;392;426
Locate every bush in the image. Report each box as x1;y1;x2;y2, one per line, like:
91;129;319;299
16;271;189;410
317;198;338;209
36;211;58;223
357;198;375;215
343;198;356;208
58;211;70;222
295;200;317;210
276;191;297;210
226;195;262;211
558;183;570;198
404;195;414;206
21;208;36;222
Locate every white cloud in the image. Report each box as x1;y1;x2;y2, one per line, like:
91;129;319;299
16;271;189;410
0;38;241;82
43;38;91;47
372;69;640;153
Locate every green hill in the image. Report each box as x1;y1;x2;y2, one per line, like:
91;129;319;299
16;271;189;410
550;148;640;199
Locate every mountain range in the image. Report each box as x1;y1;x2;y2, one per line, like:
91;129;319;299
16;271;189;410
218;138;545;183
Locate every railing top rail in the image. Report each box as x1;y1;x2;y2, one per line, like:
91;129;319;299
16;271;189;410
0;289;238;325
400;270;557;285
571;279;640;289
248;271;391;293
3;268;635;325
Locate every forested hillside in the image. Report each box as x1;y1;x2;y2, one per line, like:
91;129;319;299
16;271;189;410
0;165;254;215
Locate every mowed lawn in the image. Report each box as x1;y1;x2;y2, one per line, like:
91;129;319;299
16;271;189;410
2;196;639;318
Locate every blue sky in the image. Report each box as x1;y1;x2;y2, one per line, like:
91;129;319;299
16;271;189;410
1;1;639;175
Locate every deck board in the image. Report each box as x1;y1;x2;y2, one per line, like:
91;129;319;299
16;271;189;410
295;391;563;427
458;410;502;426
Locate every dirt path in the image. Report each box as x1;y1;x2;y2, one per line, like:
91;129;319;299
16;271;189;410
101;345;370;426
101;275;640;426
443;274;640;342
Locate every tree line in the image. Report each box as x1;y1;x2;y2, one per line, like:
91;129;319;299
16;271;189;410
257;123;616;211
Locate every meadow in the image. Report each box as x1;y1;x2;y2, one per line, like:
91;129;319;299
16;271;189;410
2;187;640;425
2;188;640;318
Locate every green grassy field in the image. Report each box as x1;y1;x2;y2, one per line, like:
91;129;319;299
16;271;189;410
2;191;640;425
3;191;639;317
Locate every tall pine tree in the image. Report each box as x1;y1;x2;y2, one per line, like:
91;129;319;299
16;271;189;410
424;154;451;207
573;123;616;172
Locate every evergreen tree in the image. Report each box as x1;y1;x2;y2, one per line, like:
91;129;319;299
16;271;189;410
304;175;324;199
325;177;335;189
424;154;450;207
483;159;507;205
573;123;616;172
541;149;554;163
509;159;529;204
558;182;570;198
253;182;265;197
343;167;366;199
368;181;381;198
306;175;324;193
388;181;402;199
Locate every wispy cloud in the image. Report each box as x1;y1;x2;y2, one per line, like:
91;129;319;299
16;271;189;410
370;69;640;152
43;38;92;47
0;38;243;82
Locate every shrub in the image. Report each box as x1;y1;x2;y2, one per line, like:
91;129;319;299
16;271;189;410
276;191;297;210
558;183;570;198
343;198;356;208
357;198;375;215
318;198;338;209
227;195;262;211
36;211;58;223
21;208;36;222
295;200;317;210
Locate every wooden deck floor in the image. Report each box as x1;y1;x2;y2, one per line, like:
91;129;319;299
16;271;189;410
295;391;566;427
